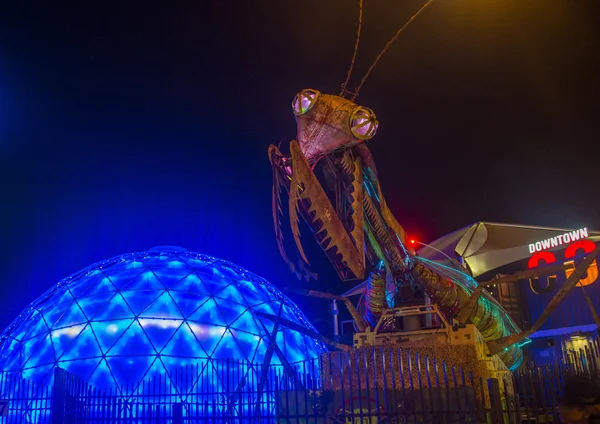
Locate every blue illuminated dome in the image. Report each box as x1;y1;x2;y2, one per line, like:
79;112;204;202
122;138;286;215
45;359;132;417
0;248;326;390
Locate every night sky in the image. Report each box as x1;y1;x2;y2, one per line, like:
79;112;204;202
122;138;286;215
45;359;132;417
1;1;599;333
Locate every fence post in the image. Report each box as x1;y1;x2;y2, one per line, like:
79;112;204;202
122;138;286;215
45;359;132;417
487;378;504;424
173;402;183;424
51;367;65;424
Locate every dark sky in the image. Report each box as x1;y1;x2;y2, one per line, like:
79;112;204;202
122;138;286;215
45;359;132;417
1;1;599;332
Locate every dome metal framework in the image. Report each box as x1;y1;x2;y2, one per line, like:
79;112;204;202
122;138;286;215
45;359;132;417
0;248;326;392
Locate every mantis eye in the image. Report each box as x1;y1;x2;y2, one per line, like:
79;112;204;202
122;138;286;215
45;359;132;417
292;89;320;115
350;106;378;140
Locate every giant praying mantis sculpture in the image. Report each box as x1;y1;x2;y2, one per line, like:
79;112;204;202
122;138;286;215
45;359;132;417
268;1;524;369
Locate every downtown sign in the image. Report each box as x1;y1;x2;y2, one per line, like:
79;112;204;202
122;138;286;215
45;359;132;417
528;234;598;292
528;227;589;254
525;228;600;331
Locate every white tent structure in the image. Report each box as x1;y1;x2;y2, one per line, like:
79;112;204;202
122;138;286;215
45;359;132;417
340;222;600;298
416;222;600;278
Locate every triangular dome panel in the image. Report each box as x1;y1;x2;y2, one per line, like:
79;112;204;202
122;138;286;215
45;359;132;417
187;298;223;325
39;299;75;329
59;357;101;382
22;363;54;384
228;310;261;335
79;292;121;320
234;284;268;307
161;322;203;358
19;311;48;341
0;338;24;371
22;333;55;368
169;291;211;319
139;318;181;352
121;270;166;291
52;323;87;359
93;293;135;321
234;330;263;363
106;320;156;357
85;276;118;296
217;328;252;362
142;356;168;382
102;263;147;290
89;319;134;353
68;269;104;298
52;303;88;329
153;269;192;290
106;356;153;391
194;325;225;358
167;272;207;294
59;325;103;361
88;357;118;389
120;290;162;316
212;299;246;327
139;291;176;319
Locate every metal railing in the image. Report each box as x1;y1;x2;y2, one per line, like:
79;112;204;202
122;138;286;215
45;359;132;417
0;339;598;423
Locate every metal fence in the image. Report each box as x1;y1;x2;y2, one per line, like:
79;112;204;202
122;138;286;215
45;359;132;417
514;335;600;424
0;370;52;424
0;340;598;423
52;360;288;423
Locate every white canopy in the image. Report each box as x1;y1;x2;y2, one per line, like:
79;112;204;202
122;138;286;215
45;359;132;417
417;222;600;278
341;222;600;296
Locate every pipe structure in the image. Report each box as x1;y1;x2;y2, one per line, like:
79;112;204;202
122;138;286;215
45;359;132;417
363;261;387;327
411;260;523;367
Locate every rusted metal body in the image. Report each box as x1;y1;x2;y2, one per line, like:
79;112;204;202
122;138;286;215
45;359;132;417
269;90;523;369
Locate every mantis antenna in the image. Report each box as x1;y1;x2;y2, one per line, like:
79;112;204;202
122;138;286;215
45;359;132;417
340;0;363;98
350;0;435;101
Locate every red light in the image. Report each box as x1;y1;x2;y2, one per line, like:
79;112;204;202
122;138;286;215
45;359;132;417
409;239;416;244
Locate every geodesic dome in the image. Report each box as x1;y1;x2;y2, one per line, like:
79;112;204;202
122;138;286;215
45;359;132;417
0;247;327;391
